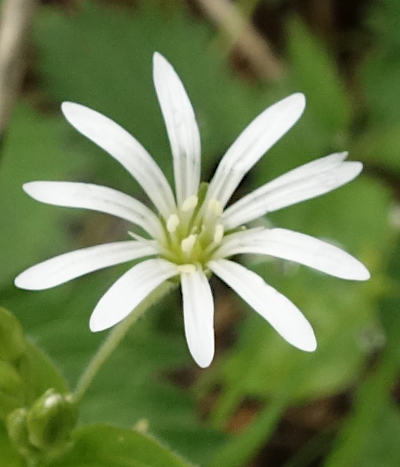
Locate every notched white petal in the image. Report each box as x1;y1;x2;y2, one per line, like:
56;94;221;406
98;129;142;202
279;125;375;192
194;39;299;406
207;93;306;208
153;52;201;205
219;228;370;281
61;101;175;216
209;259;317;352
89;258;178;332
223;154;362;229
23;181;163;238
181;269;214;368
15;241;157;290
262;152;349;189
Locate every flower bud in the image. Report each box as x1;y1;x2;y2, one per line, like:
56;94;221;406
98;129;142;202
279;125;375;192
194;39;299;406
26;389;77;450
0;307;26;361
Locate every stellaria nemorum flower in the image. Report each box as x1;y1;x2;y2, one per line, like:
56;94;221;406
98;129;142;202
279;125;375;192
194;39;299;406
15;53;370;368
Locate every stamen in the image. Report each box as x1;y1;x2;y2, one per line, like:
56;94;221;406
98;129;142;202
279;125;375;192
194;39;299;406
181;234;197;254
181;195;198;212
213;224;224;244
177;264;196;274
166;214;180;233
208;199;223;217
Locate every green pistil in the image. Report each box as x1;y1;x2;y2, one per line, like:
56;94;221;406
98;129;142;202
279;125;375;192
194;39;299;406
160;187;225;266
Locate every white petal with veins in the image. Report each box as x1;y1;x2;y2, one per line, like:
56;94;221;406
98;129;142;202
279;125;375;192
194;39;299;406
15;241;157;290
207;93;306;208
223;158;362;229
153;52;201;205
209;259;317;352
90;258;178;332
219;228;370;280
23;181;163;239
181;269;214;368
61;102;176;217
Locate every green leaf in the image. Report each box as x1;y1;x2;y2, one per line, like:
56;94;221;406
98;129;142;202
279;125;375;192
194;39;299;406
0;423;24;467
0;104;88;287
52;424;192;467
0;307;26;362
361;0;400;126
17;339;69;406
324;342;400;467
352;125;400;170
360;403;400;467
0;308;68;422
324;238;400;467
286;17;351;137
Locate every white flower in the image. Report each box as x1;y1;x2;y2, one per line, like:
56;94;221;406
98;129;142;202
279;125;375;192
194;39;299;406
15;53;370;368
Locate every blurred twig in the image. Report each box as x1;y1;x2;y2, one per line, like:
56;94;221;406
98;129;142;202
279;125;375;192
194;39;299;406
310;0;334;38
0;0;37;142
195;0;284;81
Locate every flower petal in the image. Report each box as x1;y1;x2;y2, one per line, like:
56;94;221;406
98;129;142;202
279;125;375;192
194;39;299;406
218;228;370;280
61;102;176;217
181;268;214;368
261;151;348;187
153;52;201;205
15;241;157;290
90;258;178;332
207;93;306;208
208;259;316;351
223;155;362;229
23;181;163;239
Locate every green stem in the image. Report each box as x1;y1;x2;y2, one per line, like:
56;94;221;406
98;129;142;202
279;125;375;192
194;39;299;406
73;281;175;403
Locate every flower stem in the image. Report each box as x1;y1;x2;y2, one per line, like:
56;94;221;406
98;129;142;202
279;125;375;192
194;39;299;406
73;281;175;403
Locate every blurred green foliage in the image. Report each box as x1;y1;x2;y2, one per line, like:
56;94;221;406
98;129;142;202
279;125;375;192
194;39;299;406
52;424;192;467
0;0;399;465
358;0;400;171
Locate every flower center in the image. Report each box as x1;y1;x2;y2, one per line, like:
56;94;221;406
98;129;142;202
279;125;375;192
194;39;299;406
160;194;224;267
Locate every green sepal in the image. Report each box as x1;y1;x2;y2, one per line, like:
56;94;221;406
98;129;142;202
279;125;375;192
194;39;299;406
6;408;39;459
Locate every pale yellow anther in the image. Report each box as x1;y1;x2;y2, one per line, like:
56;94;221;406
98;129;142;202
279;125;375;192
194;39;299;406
166;214;180;233
181;234;197;254
177;264;196;274
181;195;198;212
208;199;223;217
213;224;224;244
